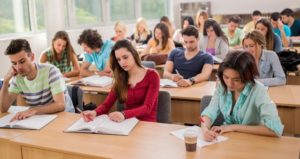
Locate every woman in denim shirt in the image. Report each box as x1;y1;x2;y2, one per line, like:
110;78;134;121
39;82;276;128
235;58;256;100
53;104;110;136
243;30;286;86
201;51;283;142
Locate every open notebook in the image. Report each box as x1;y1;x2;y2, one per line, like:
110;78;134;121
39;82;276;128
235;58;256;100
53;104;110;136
170;126;228;148
0;113;57;130
74;75;113;87
160;79;178;88
65;115;139;136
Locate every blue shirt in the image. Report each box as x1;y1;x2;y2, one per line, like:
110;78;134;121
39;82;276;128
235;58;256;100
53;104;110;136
273;33;283;53
201;82;284;136
168;48;213;79
83;40;114;71
273;25;291;38
290;19;300;36
257;50;286;86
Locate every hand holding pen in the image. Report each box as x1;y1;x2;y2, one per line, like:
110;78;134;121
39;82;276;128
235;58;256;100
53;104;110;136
76;107;96;122
200;116;220;142
172;69;183;82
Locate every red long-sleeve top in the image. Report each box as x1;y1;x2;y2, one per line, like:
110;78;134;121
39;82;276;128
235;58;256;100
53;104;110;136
95;69;160;122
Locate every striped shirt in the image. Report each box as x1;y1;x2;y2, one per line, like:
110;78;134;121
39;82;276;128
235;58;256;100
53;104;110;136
9;63;74;112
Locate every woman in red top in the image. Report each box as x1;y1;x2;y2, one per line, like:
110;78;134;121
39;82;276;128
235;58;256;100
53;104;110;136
82;40;160;122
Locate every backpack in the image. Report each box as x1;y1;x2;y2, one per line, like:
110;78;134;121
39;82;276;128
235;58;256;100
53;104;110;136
277;49;300;73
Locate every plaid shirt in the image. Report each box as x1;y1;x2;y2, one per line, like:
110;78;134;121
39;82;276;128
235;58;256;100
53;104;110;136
46;49;72;73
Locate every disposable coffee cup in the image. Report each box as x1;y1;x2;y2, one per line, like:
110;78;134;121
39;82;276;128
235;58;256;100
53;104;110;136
184;129;198;152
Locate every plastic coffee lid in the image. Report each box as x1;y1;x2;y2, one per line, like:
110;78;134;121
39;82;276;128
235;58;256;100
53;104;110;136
184;129;198;137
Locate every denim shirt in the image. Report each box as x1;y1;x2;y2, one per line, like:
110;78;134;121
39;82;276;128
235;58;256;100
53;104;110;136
257;50;286;86
201;81;284;136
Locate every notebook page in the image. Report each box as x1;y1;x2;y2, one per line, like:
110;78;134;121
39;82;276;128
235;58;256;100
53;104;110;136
160;79;178;88
12;114;58;129
97;117;139;135
170;126;228;148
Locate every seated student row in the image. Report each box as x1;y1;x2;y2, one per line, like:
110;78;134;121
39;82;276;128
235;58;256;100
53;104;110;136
0;38;284;141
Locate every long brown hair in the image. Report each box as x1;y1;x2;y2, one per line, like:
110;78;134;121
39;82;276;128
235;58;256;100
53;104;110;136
51;31;75;66
153;23;170;50
255;18;274;51
110;40;143;103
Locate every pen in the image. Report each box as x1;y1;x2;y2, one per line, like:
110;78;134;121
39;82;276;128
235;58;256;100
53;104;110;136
76;107;83;113
175;69;180;75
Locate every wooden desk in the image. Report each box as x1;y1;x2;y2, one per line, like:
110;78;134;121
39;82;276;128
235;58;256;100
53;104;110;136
269;85;300;135
11;112;300;159
0;114;28;159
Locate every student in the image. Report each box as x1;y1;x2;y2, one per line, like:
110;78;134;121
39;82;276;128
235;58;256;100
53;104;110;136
78;29;114;77
200;19;229;60
173;16;195;45
281;8;300;40
163;26;213;87
255;18;283;53
270;12;291;47
242;30;286;86
243;10;262;34
195;10;209;36
141;23;175;65
130;17;152;45
222;16;244;49
40;31;80;77
111;21;127;42
81;40;160;122
201;51;284;142
160;16;175;37
0;39;74;120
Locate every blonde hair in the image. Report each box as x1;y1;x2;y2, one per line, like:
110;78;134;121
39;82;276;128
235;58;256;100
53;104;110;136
114;21;127;33
195;11;208;32
134;17;151;41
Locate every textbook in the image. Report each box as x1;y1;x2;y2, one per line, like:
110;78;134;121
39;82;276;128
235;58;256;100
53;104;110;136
170;126;228;148
160;79;178;88
65;115;139;135
74;75;113;87
0;114;57;130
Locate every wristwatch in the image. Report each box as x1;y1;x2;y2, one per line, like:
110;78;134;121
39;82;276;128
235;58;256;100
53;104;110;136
189;77;196;85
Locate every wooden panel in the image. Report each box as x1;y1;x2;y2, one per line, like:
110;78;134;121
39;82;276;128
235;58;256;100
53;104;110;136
22;146;100;159
171;99;200;124
0;140;22;159
83;92;107;106
277;107;295;135
287;74;300;85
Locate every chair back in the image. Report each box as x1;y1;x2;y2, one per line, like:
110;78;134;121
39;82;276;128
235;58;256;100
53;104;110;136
67;85;84;113
157;90;171;123
141;61;156;69
200;95;224;126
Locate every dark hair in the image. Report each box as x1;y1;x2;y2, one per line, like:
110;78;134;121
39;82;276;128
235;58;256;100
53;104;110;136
270;12;281;21
181;25;199;38
255;18;274;51
217;50;259;93
228;15;241;24
78;29;103;50
182;16;195;29
281;8;294;17
110;40;143;103
51;31;75;66
153;23;170;50
252;10;262;16
5;39;32;55
203;19;228;44
160;16;170;23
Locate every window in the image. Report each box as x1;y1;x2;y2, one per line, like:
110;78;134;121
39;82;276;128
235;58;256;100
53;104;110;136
0;0;31;35
74;0;102;25
110;0;135;21
35;0;45;31
141;0;168;19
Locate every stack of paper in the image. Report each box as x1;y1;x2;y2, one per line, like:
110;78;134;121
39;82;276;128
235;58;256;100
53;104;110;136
170;126;228;148
160;79;178;88
75;75;113;87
